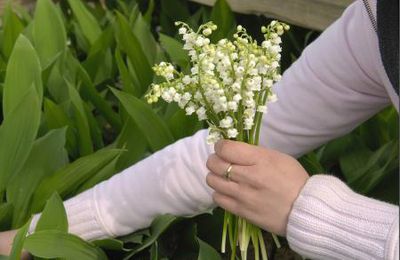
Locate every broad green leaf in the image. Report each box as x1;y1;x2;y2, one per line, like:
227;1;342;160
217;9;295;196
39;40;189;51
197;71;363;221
47;58;70;103
84;103;104;150
9;218;31;260
197;237;221;260
33;0;67;69
93;238;128;251
115;49;139;96
159;33;189;69
298;152;325;175
345;141;399;194
132;10;157;65
210;0;235;41
84;26;114;85
0;87;41;191
67;0;101;45
123;215;178;259
31;148;123;212
167;108;203;140
114;119;147;171
112;89;174;151
67;53;122;131
3;35;42;117
24;230;107;260
0;203;13;230
115;12;153;94
67;81;93;156
1;4;25;59
143;0;155;24
75;152;120;193
35;193;67;232
43;98;78;158
7;128;68;228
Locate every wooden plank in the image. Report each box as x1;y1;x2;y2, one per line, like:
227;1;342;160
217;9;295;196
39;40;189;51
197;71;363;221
190;0;354;31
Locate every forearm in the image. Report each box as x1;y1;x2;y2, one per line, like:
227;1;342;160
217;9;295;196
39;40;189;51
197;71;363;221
287;175;399;260
30;129;215;240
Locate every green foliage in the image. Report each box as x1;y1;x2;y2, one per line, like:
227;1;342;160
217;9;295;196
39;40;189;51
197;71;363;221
0;0;397;259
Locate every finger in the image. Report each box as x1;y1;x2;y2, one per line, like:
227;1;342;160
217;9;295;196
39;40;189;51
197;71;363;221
206;154;251;183
206;172;241;198
214;140;262;165
212;192;242;216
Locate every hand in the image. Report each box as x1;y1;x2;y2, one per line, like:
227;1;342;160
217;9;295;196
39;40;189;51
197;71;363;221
206;140;309;236
0;230;30;259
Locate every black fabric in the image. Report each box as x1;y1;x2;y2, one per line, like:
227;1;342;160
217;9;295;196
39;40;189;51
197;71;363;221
377;0;399;94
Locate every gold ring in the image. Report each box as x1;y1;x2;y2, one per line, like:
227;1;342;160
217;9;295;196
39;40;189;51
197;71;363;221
224;164;233;181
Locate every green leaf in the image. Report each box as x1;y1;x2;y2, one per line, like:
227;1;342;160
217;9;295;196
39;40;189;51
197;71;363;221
43;98;78;158
298;152;325;175
197;237;221;260
67;53;122;131
0;203;13;230
1;4;25;59
67;0;101;45
24;230;107;260
167;107;203;140
112;89;174;152
67;81;93;156
123;215;178;259
7;128;68;228
83;26;114;85
33;0;67;69
93;238;128;251
115;49;139;96
3;35;42;117
9;218;31;260
114;119;147;171
0;87;41;191
143;0;155;24
132;10;157;65
31;148;123;212
210;0;235;41
75;152;120;193
35;193;67;232
159;33;189;69
344;140;399;194
115;12;153;94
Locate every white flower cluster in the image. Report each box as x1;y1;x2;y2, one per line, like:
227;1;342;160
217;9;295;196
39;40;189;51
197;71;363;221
146;21;289;144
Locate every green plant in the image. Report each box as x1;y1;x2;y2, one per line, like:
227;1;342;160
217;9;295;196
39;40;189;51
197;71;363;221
0;0;397;259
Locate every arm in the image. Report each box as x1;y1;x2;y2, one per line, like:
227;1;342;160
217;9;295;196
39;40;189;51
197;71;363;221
28;129;215;240
256;0;398;259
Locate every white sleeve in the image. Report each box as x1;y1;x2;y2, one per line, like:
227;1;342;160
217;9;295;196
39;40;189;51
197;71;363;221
30;129;214;240
259;0;393;158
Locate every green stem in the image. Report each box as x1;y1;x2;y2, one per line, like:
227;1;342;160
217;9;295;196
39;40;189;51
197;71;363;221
258;229;268;260
272;233;281;248
221;211;229;253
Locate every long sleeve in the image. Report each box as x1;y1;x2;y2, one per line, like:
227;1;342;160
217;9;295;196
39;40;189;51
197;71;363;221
29;129;214;240
287;175;399;260
257;0;399;259
259;0;397;158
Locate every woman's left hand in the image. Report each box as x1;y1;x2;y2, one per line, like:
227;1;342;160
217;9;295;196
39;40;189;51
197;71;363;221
206;140;309;236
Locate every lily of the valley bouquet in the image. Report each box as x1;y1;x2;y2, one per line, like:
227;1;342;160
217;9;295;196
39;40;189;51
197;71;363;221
146;21;289;260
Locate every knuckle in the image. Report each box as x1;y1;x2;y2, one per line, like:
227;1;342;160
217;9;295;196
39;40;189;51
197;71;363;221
206;173;214;188
206;153;217;171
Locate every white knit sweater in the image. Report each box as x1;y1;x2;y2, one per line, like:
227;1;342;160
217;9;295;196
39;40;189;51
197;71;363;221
30;0;399;259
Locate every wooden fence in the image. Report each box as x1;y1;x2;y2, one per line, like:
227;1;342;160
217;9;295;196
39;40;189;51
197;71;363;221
0;0;353;31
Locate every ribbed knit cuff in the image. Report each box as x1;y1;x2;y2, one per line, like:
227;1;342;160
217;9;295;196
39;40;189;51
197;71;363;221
287;174;399;260
28;189;111;241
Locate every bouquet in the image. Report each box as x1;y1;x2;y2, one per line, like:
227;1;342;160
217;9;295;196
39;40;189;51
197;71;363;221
146;20;289;260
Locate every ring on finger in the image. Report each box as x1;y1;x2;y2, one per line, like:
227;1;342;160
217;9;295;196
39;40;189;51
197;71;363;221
224;164;233;181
